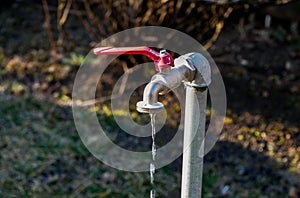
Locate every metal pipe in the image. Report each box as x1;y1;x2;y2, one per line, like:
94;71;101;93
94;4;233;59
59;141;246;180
143;82;166;105
181;85;207;198
180;53;210;198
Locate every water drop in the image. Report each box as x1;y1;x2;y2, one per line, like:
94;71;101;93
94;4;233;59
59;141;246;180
150;163;155;184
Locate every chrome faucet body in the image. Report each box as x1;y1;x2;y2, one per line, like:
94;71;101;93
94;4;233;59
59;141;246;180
136;52;210;114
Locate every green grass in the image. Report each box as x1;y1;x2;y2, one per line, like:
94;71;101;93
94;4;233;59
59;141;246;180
0;94;181;197
1;93;299;197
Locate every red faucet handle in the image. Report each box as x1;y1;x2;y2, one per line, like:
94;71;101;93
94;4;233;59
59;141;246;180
93;46;174;72
158;50;174;70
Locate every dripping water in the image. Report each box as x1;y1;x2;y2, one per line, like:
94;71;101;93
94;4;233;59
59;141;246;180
150;113;156;198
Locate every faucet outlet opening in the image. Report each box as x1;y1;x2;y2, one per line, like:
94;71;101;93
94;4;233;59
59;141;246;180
136;101;164;114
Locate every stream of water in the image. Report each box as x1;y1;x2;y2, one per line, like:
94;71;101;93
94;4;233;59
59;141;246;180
149;113;156;198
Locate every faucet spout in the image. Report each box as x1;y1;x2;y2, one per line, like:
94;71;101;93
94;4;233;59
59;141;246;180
136;64;194;114
136;82;166;114
143;82;166;105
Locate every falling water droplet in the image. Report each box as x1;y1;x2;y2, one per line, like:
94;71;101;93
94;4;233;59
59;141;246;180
150;163;155;184
150;189;156;198
152;143;156;161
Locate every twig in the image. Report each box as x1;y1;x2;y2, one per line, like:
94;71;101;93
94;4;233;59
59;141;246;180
204;6;233;49
57;0;74;44
42;0;58;60
83;0;107;38
72;95;120;107
72;0;99;42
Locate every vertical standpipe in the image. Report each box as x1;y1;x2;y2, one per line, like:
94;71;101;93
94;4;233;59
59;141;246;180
181;84;207;198
177;53;211;198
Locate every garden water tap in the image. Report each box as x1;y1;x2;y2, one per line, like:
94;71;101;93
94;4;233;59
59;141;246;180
93;46;210;114
136;52;210;114
94;45;212;197
93;46;174;72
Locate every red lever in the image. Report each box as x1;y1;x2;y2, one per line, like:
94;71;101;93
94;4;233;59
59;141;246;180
93;46;174;72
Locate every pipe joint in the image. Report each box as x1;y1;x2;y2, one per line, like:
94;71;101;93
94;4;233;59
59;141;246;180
175;53;211;88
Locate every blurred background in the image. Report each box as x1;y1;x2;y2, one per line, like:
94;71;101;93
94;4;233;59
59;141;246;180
0;0;299;197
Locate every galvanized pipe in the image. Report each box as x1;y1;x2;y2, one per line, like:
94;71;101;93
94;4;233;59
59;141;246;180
181;85;207;198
